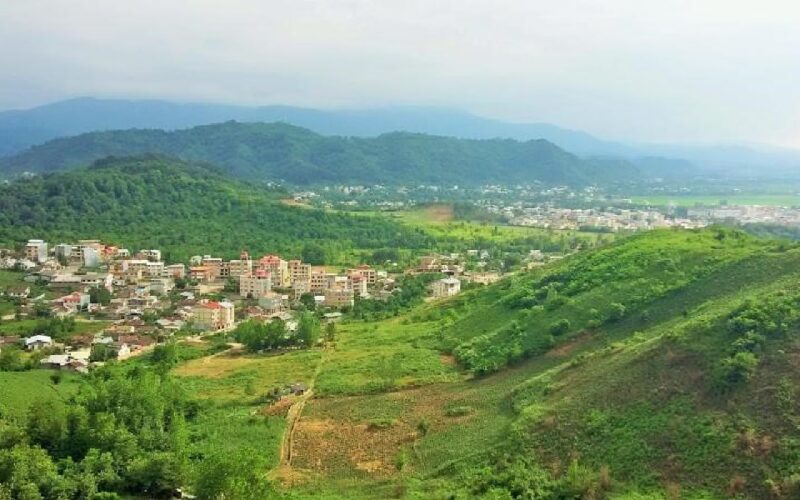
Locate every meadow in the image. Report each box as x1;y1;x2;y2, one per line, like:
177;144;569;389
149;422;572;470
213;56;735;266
0;369;81;418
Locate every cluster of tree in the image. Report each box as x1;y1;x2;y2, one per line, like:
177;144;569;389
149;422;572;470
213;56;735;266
350;273;440;321
714;292;800;391
451;229;764;374
0;121;638;186
0;155;437;263
233;313;320;352
0;365;190;498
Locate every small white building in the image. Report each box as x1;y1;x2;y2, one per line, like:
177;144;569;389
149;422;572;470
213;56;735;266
25;335;53;351
432;278;461;299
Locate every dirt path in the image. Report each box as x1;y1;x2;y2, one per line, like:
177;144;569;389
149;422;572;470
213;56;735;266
270;345;328;480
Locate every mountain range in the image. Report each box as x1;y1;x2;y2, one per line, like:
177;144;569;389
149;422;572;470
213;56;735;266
0;121;641;186
2;97;800;177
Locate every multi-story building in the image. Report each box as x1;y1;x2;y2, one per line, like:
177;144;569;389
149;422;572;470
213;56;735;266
82;246;100;268
288;260;311;287
25;240;48;263
137;249;162;262
201;256;224;280
349;275;369;298
256;255;289;288
324;288;355;308
239;270;272;298
348;265;376;286
193;300;235;330
310;270;334;293
54;244;74;262
227;258;253;279
163;263;186;279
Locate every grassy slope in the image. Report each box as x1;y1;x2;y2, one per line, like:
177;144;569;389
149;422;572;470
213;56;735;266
0;370;82;419
282;229;800;499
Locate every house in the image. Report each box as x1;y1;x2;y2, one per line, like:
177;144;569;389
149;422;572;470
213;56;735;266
432;277;461;299
257;292;284;315
53;292;91;314
25;335;53;350
40;354;70;368
347;265;376;285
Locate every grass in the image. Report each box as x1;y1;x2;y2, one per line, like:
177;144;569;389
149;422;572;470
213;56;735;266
175;348;321;402
0;369;82;419
314;318;460;396
0;318;110;337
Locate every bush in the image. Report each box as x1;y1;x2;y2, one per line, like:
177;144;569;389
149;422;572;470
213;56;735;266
549;319;571;336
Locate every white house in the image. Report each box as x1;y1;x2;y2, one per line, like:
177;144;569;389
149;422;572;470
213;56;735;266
25;335;53;350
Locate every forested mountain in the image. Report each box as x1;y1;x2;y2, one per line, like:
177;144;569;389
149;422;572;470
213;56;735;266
0;122;640;186
0;155;436;262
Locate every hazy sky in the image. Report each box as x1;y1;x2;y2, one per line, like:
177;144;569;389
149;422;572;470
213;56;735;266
2;0;800;145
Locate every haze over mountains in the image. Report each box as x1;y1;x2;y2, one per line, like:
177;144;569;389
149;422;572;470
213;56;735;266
2;97;800;179
0;122;641;186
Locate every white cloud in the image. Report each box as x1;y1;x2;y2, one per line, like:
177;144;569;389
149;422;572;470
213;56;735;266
1;0;800;144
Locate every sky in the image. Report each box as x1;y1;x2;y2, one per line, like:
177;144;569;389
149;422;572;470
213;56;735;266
2;0;800;146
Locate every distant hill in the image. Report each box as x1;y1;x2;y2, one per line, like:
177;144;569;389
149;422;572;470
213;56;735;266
0;97;632;158
3;97;800;178
0;155;436;262
0;121;640;186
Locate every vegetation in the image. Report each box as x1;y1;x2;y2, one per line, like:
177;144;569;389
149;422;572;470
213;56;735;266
0;121;638;185
0;155;437;263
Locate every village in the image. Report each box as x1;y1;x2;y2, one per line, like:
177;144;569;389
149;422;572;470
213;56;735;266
0;238;515;374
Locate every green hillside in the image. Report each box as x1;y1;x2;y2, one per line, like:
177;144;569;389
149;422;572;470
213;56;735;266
0;155;437;263
0;122;639;185
272;228;800;499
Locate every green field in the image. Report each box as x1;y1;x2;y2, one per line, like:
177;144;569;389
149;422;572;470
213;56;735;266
0;369;81;418
631;193;800;207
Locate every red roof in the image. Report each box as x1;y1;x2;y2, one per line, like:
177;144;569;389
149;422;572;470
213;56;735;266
202;301;221;309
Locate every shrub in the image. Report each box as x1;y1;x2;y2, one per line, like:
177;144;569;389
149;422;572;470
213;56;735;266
549;319;571;336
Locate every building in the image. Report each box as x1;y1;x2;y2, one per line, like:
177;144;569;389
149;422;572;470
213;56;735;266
288;260;311;287
163;263;186;279
82;246;101;267
201;256;225;280
257;291;285;315
25;240;48;263
25;335;53;351
432;277;461;298
239;270;272;298
193;300;235;331
310;270;335;293
324;288;355;308
227;259;253;279
137;249;162;262
257;255;290;288
348;265;376;286
148;278;174;295
54;244;74;261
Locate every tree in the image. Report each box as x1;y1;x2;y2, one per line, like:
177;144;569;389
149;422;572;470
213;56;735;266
89;343;116;363
296;313;320;347
88;286;112;306
0;347;25;372
301;244;326;265
325;322;336;343
193;452;274;499
298;292;316;311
